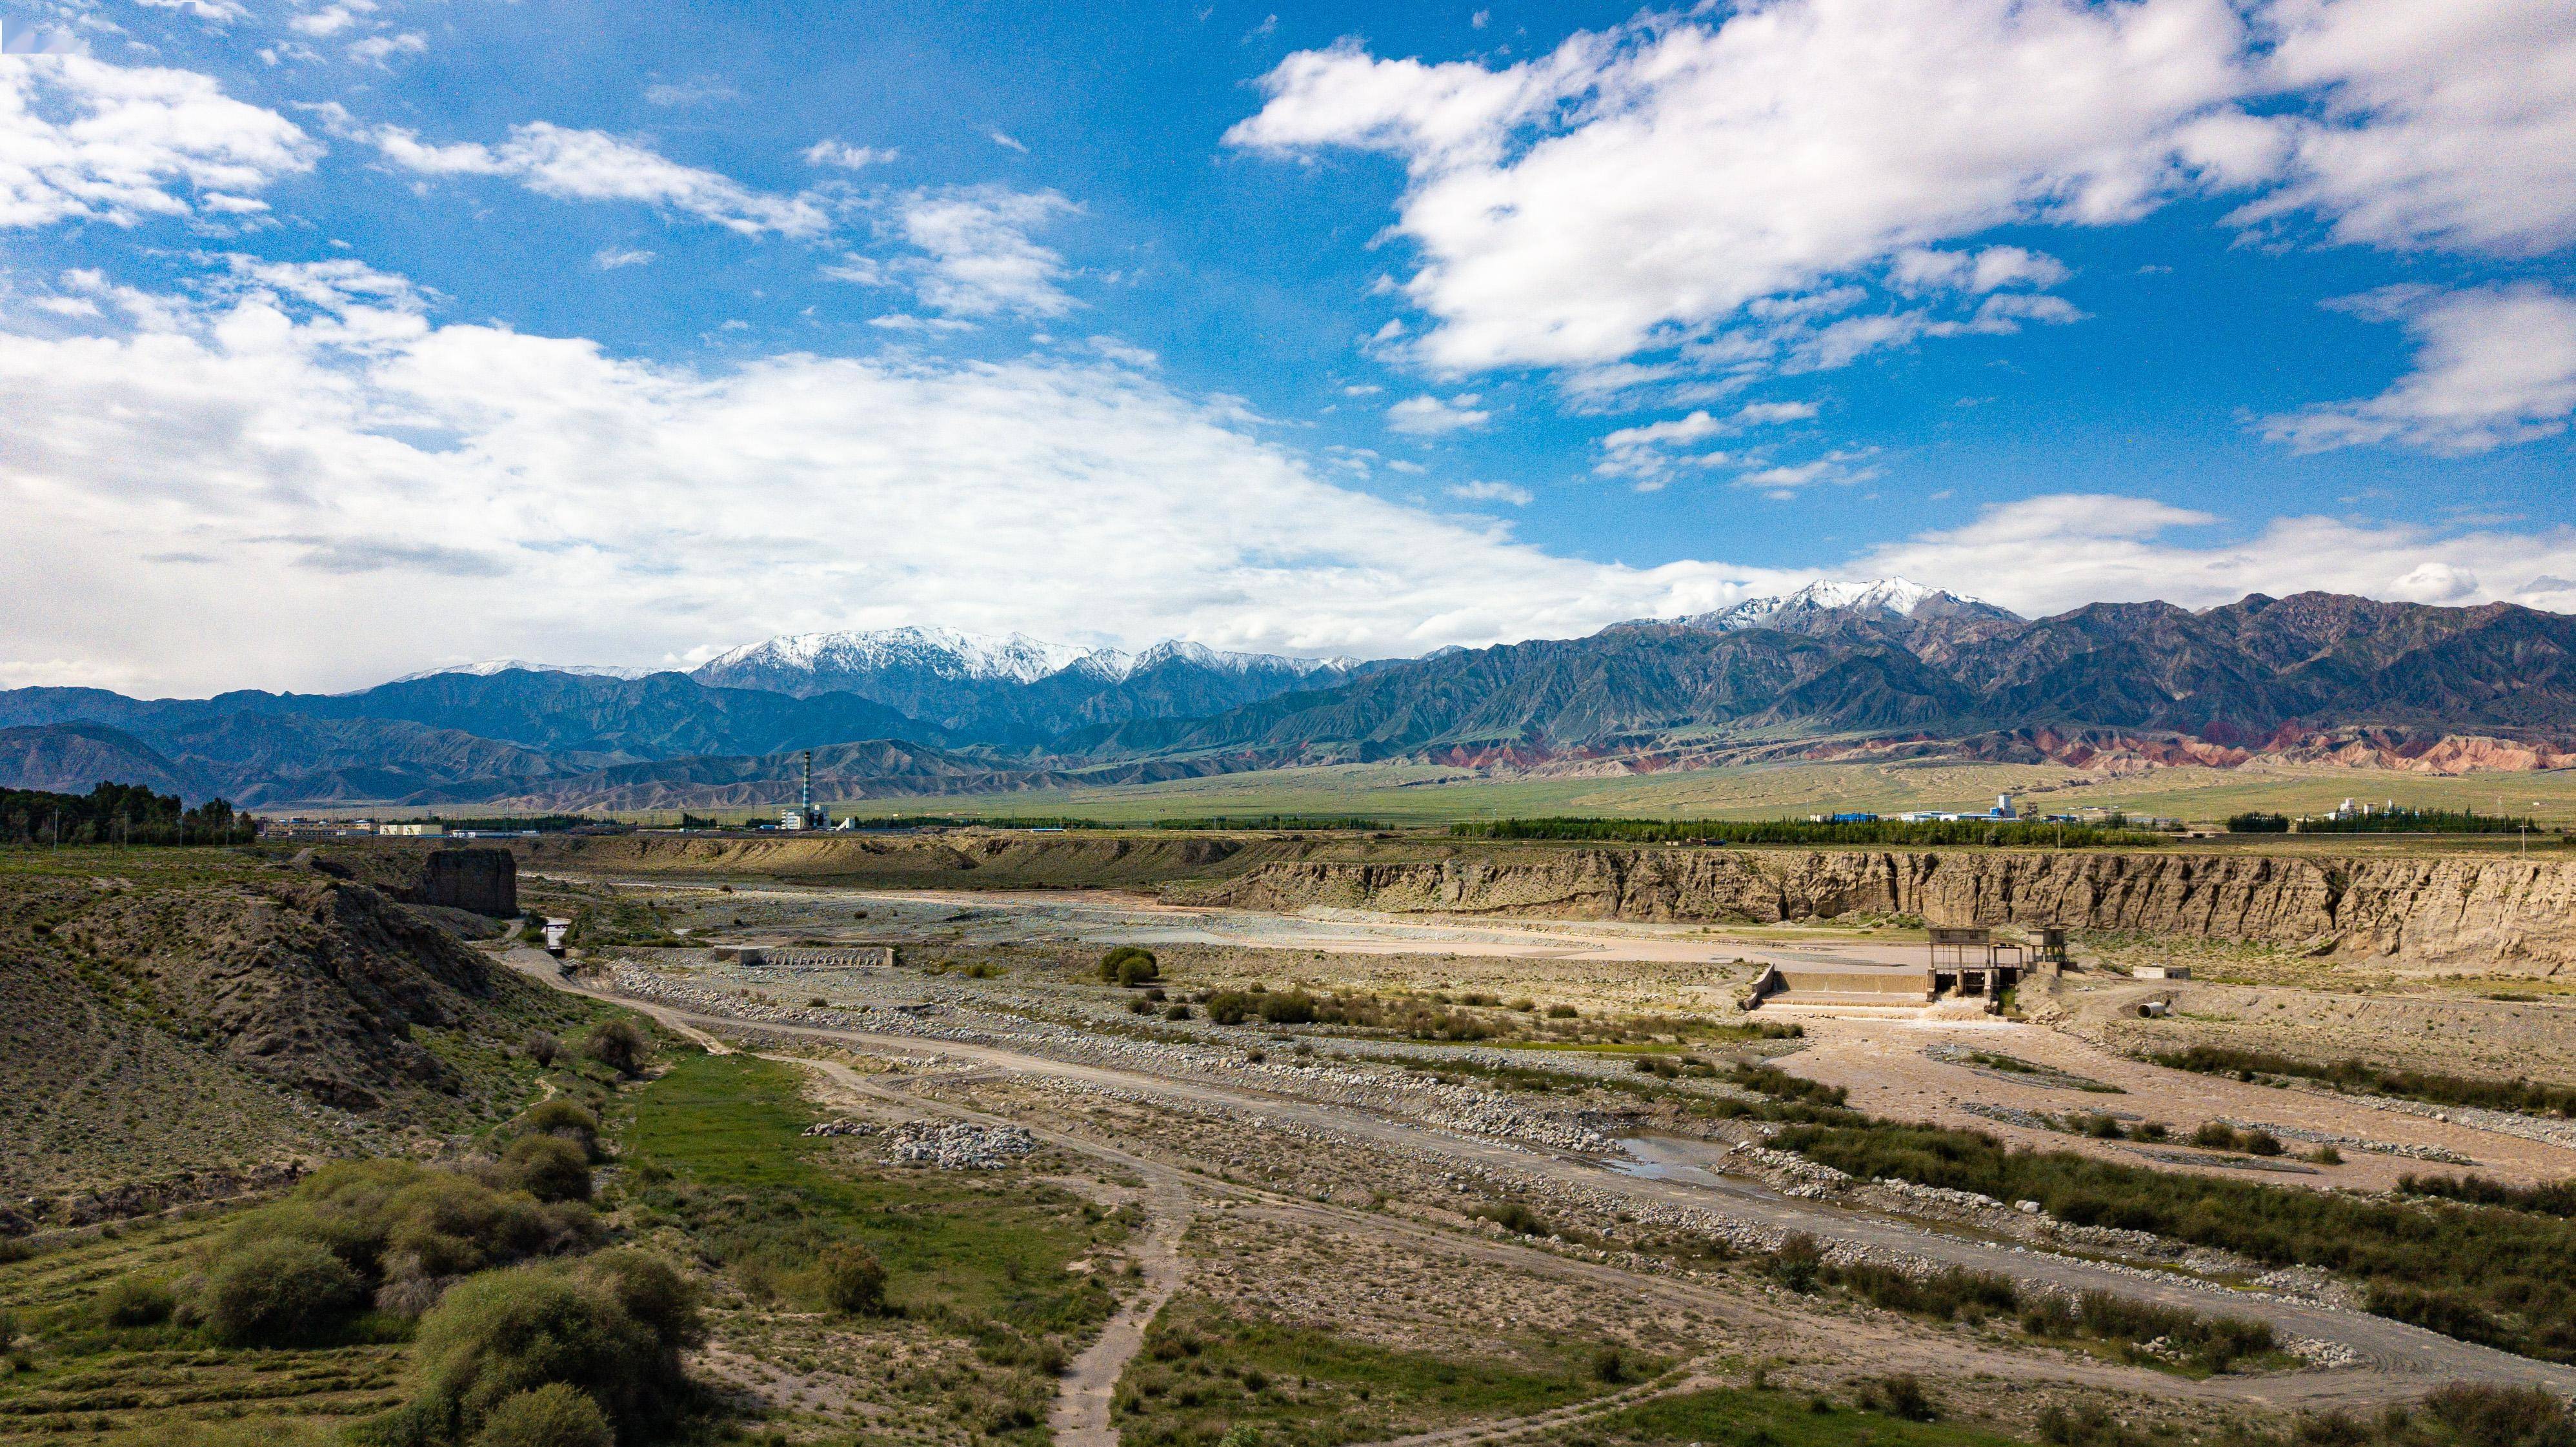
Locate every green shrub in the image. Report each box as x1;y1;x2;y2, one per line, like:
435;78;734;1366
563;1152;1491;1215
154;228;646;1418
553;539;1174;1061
1469;1202;1547;1236
1098;946;1158;986
194;1237;364;1346
572;1251;703;1354
814;1242;887;1316
468;1384;613;1447
515;1102;601;1159
1862;1373;1937;1421
1764;1235;1823;1293
93;1276;176;1328
398;1256;696;1446
498;1137;594;1204
581;1020;649;1077
1164;1003;1193;1021
217;1160;594;1314
525;1033;560;1069
2190;1122;2239;1150
2420;1383;2576;1447
1731;1064;1847;1108
1257;991;1318;1025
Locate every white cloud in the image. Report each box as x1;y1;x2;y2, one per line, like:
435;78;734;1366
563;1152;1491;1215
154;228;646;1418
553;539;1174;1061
1229;0;2576;387
1386;392;1489;434
1596;400;1818;481
645;76;740;107
891;185;1077;318
803;138;895;169
0;55;318;228
1888;245;2070;294
1736;448;1879;497
290;3;368;38
2242;0;2576;254
347;32;427;66
594;247;655;269
1447;480;1532;505
366;121;829;237
134;0;250;21
2260;284;2576;454
1229;1;2252;375
987;129;1029;154
1849;492;2576;620
0;261;1816;693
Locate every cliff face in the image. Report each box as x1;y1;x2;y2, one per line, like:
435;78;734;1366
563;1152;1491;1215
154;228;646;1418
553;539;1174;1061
1183;849;2576;973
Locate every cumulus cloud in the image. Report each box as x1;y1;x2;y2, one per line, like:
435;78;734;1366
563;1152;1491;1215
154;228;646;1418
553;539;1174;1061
803;138;895;169
1595;401;1818;483
365;121;829;237
0;259;1804;693
1888;245;2071;294
1386;392;1489;434
1229;0;2249;376
2242;0;2576;254
1446;480;1533;505
0;55;318;227
890;185;1077;318
1228;0;2576;388
2260;284;2576;454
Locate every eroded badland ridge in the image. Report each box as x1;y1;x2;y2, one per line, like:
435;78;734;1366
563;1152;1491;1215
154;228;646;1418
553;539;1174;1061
518;831;2576;972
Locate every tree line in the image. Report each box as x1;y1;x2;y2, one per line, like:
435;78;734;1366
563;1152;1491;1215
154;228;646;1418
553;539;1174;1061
0;782;256;847
1449;816;2166;847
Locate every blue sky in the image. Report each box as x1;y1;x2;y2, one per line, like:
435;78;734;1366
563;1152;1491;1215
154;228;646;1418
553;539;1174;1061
1;0;2571;694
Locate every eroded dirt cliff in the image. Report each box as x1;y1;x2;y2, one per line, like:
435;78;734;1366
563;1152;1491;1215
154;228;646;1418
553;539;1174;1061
1183;849;2576;973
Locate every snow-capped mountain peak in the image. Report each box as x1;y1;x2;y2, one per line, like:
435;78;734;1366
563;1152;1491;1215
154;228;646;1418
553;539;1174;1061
1636;577;2018;635
385;659;663;685
1129;639;1359;676
697;627;1114;686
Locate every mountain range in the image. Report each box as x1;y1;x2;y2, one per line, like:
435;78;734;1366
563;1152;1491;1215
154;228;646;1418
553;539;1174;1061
8;585;2575;808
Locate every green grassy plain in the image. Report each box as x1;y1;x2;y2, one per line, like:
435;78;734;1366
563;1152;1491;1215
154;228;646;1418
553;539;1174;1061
775;759;2576;830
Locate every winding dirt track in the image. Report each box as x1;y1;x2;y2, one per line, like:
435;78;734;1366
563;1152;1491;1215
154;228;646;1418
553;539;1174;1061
505;949;2576;1421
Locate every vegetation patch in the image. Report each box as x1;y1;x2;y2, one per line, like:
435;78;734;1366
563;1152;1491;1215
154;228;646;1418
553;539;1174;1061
1112;1297;1650;1447
1451;816;2166;847
2148;1045;2576;1118
1773;1119;2576;1361
1567;1384;2028;1447
616;1050;1124;1432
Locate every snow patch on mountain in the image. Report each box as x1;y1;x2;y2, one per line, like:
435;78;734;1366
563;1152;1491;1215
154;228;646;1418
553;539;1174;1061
698;627;1111;686
387;660;665;684
693;627;1358;690
1649;577;2017;633
1130;640;1358;676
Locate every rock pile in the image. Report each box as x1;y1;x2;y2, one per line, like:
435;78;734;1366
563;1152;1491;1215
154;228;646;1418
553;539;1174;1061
883;1120;1036;1169
801;1118;875;1138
